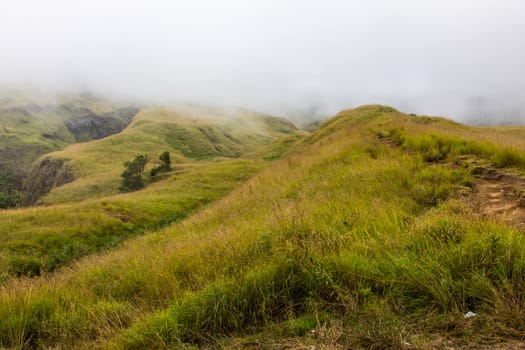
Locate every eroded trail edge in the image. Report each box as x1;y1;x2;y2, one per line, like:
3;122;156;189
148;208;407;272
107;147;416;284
468;162;525;228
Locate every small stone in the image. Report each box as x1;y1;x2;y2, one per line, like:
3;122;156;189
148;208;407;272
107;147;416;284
464;311;477;319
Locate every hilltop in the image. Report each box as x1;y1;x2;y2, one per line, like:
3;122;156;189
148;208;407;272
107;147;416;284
1;105;525;349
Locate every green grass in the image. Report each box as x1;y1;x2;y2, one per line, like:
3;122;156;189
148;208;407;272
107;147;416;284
0;90;138;173
34;106;299;205
0;91;143;208
0;109;72;169
250;132;308;161
396;131;525;168
115;143;476;348
0;160;260;279
2;105;525;348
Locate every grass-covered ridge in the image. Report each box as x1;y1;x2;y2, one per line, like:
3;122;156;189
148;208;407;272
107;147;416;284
31;105;297;205
2;105;525;348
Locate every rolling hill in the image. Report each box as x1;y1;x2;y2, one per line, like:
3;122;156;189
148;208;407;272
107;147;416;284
0;90;141;208
1;105;525;349
0;101;300;281
23;105;297;205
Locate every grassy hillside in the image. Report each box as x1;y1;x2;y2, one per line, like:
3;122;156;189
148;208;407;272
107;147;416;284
0;90;140;170
0;160;260;280
0;104;298;276
0;90;141;207
0;100;73;207
2;105;525;348
29;105;297;205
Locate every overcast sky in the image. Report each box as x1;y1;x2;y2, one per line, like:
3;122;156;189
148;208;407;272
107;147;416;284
1;0;525;123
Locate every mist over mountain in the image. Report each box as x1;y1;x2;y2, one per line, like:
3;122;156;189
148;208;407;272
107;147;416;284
1;0;525;123
5;2;525;348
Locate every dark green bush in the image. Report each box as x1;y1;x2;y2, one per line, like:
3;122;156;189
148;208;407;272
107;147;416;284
150;151;172;177
7;256;42;277
120;155;148;192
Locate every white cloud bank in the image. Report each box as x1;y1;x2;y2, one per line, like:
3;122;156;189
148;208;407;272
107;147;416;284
1;0;525;123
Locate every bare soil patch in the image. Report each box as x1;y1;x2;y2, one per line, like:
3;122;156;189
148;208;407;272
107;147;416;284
468;165;525;228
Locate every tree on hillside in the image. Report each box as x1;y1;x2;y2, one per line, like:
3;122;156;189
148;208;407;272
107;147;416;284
120;155;148;192
150;151;172;176
159;151;171;171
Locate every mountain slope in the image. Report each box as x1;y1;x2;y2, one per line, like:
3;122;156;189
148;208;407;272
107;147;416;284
0;159;260;279
0;105;298;278
0;90;140;207
23;105;297;205
1;106;525;349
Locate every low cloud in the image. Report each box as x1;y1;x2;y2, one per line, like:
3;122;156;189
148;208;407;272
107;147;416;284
1;0;525;123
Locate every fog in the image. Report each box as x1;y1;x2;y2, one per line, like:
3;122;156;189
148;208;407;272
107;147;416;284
1;0;525;123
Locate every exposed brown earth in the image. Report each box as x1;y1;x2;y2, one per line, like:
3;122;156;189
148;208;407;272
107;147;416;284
469;165;525;228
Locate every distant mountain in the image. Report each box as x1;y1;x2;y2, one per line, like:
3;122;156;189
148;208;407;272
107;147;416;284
0;90;140;207
21;104;298;205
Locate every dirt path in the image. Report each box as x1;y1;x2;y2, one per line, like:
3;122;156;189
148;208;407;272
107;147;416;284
468;165;525;228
